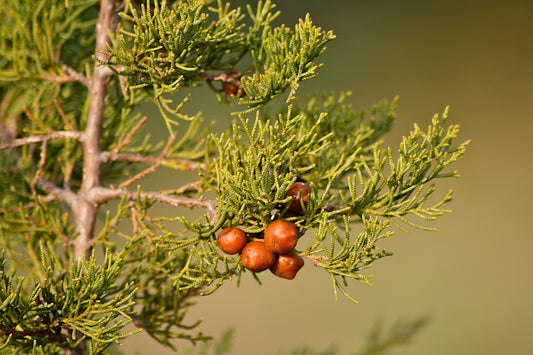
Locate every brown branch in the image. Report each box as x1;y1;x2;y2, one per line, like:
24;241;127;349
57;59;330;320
115;135;204;187
0;131;83;150
36;179;79;209
88;187;219;223
73;0;116;261
31;140;48;194
119;131;175;187
54;100;76;131
119;160;163;188
161;181;203;195
297;252;329;266
62;65;90;87
110;116;148;154
101;117;205;175
101;152;205;171
40;64;90;87
130;202;140;237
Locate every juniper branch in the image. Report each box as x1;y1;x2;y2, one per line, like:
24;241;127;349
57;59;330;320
88;187;219;223
0;131;83;150
40;64;90;87
100;152;205;171
35;179;79;209
74;0;117;261
0;0;469;351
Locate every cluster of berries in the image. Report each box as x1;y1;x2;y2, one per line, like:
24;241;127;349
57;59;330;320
216;182;311;280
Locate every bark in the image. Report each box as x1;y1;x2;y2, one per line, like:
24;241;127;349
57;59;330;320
73;0;116;261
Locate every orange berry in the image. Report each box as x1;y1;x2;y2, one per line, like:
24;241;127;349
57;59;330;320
222;81;246;97
241;241;277;272
264;219;298;254
217;227;247;254
221;71;246;98
286;182;311;214
270;253;305;280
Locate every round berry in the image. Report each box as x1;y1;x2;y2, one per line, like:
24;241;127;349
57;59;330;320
270;253;305;280
217;227;248;254
264;219;299;254
241;241;277;272
222;81;246;97
286;182;311;214
221;71;246;98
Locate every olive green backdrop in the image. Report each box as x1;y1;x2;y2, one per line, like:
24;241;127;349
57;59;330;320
121;0;533;354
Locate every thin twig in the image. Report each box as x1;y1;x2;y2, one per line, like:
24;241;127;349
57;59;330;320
119;160;163;188
31;140;48;194
89;187;219;223
35;179;79;209
161;181;203;195
0;131;83;150
62;65;90;87
298;252;329;266
40;65;90;87
118;74;129;99
130;202;140;237
63;160;75;190
102;120;205;171
54;99;76;131
118;134;176;187
110;116;148;154
22;214;71;244
0;194;56;214
101;152;205;171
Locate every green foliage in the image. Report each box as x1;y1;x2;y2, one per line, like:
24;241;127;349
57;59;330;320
183;92;466;301
108;0;250;88
0;0;468;353
289;93;396;186
0;249;137;354
116;234;211;349
184;327;234;355
239;12;335;112
0;0;98;81
104;0;333;126
345;107;469;231
355;317;430;355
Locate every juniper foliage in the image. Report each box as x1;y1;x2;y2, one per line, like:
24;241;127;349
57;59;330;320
0;0;468;354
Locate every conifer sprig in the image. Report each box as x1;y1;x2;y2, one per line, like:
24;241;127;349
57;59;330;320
355;316;430;355
103;0;333;119
238;13;336;111
345;107;470;231
0;0;468;352
0;0;98;82
0;249;137;355
107;0;248;88
190;93;468;301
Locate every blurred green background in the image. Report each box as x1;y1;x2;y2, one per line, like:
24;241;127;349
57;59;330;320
122;0;533;354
